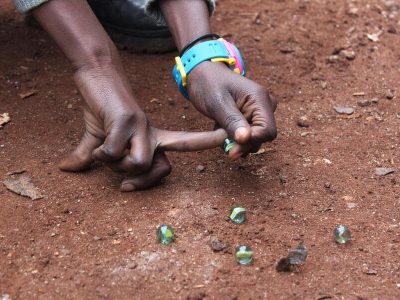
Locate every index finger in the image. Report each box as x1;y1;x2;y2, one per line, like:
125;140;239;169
154;128;228;152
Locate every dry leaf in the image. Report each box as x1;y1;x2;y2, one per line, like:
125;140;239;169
149;98;160;104
0;113;10;128
5;169;26;176
375;167;395;176
367;32;381;42
2;175;43;200
250;148;266;156
19;89;38;99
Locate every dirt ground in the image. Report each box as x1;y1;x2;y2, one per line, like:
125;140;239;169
1;0;400;299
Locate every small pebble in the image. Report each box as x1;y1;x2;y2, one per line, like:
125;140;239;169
296;116;310;128
196;165;206;173
386;90;394;100
357;99;371;107
346;7;358;16
364;268;378;275
334;106;354;115
235;245;254;265
371;98;379;104
346;202;357;209
209;237;227;252
327;55;339;63
340;49;356;60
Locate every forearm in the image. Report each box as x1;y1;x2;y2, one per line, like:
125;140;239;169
159;0;212;52
32;0;119;71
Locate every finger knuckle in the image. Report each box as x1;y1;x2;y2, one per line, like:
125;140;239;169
126;156;152;172
253;85;269;99
223;113;243;131
260;127;278;142
100;145;120;160
133;111;147;124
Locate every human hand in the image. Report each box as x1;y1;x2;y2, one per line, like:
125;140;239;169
187;61;278;159
59;64;228;191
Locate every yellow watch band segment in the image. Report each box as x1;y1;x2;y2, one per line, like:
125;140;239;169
175;56;187;87
210;57;237;66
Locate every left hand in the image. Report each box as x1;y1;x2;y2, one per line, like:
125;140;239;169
186;60;278;159
60;109;228;191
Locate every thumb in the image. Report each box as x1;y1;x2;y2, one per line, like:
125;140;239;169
154;127;228;152
209;93;251;144
92;125;130;162
59;131;102;172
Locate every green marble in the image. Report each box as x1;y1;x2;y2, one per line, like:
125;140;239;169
334;225;351;244
229;206;246;224
223;138;235;154
235;245;254;265
156;224;174;245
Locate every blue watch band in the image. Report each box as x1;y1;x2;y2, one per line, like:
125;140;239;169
172;40;235;99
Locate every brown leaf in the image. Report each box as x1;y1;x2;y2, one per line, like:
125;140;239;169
2;175;43;200
19;89;38;99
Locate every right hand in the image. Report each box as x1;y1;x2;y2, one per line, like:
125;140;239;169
186;61;278;159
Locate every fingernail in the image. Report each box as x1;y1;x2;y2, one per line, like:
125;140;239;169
229;151;243;160
121;183;136;192
235;127;250;143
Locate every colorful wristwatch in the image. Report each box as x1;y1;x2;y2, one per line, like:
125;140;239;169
172;38;246;99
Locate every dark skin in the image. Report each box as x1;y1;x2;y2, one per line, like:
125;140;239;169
32;0;277;191
159;0;278;159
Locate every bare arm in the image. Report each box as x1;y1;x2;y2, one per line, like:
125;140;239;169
160;0;278;159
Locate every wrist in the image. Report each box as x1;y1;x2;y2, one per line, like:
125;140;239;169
172;38;246;99
158;0;212;51
72;42;119;73
73;62;143;114
179;33;221;56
